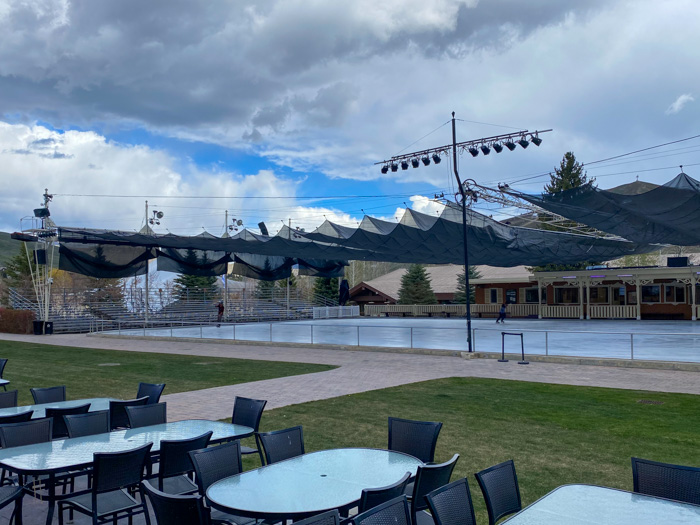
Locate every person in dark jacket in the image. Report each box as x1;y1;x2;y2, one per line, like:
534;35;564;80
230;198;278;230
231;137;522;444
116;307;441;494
496;303;507;323
216;301;224;326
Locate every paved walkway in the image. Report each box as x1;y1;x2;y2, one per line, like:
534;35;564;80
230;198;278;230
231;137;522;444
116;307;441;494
2;333;698;422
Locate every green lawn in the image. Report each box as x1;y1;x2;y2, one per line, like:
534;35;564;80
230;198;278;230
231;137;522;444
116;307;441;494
257;377;700;523
0;340;334;405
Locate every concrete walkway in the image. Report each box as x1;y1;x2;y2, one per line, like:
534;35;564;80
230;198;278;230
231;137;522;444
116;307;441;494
2;333;698;422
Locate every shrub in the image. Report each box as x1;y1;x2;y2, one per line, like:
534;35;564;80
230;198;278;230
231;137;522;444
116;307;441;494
0;308;35;334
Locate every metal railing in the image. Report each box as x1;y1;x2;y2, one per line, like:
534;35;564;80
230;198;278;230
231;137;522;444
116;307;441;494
313;306;360;319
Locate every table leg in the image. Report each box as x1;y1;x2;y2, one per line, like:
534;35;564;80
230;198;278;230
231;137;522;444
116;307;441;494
45;473;55;525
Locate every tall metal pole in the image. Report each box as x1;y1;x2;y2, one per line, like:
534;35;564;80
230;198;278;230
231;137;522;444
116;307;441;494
451;112;473;352
144;200;149;328
224;210;229;320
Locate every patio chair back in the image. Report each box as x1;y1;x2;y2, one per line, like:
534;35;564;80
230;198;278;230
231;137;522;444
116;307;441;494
354;496;411;525
232;396;267;430
0;411;33;426
475;459;522;525
359;471;412;513
293;509;340;525
92;443;153;494
109;396;149;430
0;390;18;409
159;431;213;489
65;410;110;438
388;417;443;463
45;403;91;439
189;440;242;495
0;418;53;448
137;382;166;404
425;478;477;525
411;454;460;518
142;480;211;525
632;457;700;505
126;402;167;429
0;359;7;379
0;483;24;524
30;385;66;404
259;425;305;464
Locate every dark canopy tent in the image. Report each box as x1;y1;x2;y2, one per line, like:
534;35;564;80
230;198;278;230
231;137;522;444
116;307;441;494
57;203;654;279
506;172;700;245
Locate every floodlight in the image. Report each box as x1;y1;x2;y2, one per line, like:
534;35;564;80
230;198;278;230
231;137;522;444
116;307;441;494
531;134;542;146
381;165;389;174
237;219;243;226
401;160;409;170
518;137;529;149
480;144;491;155
432;154;441;164
33;208;50;218
411;158;420;168
391;163;399;172
468;147;479;157
493;143;504;153
421;156;431;166
504;141;516;151
156;211;164;219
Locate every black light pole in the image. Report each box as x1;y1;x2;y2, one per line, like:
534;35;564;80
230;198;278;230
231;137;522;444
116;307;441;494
376;116;551;353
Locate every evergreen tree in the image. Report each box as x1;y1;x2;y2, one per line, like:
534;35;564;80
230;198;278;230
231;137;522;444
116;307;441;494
254;259;279;297
545;152;596;193
276;272;297;289
172;249;218;301
313;277;339;304
453;266;481;304
3;243;33;288
398;264;437;305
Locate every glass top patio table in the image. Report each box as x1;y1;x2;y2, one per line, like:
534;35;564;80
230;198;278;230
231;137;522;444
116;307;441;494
0;419;254;476
207;448;423;520
503;484;700;524
0;397;116;419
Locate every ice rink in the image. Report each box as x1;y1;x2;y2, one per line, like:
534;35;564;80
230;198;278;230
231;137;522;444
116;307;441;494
107;317;700;363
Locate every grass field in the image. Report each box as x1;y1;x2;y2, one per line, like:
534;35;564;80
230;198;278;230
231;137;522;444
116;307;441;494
257;377;700;523
0;340;334;405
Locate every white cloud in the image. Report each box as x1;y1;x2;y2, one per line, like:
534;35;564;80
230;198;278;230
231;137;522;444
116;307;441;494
665;93;695;115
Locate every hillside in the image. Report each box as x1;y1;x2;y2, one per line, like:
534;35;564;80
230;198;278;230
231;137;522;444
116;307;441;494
0;232;21;268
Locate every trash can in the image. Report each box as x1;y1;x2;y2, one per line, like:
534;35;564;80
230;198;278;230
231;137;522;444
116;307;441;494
32;321;54;335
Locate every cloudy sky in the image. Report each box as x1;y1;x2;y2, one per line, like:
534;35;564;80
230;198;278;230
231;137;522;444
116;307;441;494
0;0;698;235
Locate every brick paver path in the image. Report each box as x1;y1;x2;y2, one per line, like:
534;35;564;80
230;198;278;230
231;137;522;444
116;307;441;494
2;333;698;422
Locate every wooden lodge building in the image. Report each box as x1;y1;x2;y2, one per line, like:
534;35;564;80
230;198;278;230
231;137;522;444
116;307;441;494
349;258;700;321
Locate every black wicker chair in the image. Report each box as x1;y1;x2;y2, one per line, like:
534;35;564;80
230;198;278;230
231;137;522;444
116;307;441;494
475;459;522;525
142;480;211;525
30;385;66;404
358;472;412;514
136;382;166;404
411;454;460;525
189;440;254;525
232;396;267;464
388;417;443;463
259;426;305;465
0;411;32;426
631;457;700;505
294;509;340;525
425;478;477;525
64;410;110;438
0;418;53;448
0;483;24;525
45;404;91;440
0;359;8;392
125;402;167;429
157;431;212;495
109;397;149;430
0;390;17;408
353;496;411;525
57;443;153;525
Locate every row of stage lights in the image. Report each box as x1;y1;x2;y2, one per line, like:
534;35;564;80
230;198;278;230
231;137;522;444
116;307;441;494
380;132;543;173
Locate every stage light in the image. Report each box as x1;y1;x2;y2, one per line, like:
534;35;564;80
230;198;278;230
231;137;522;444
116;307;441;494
432;154;441;164
504;141;516;151
421;156;431;166
411;158;420;168
531;134;542;146
493;143;504;153
468;146;479;157
391;163;399;172
518;137;529;149
381;165;389;174
401;160;409;170
480;144;491;155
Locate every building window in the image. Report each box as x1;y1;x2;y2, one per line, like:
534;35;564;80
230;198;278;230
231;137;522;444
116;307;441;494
524;288;539;303
641;285;661;303
485;288;502;304
589;286;609;304
505;289;517;304
664;284;685;303
554;287;579;304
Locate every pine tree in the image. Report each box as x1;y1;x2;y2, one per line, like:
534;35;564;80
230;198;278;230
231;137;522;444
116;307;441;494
398;264;437;305
453;266;481;304
277;272;297;289
172;250;218;301
254;259;280;297
313;277;338;304
545;152;595;193
3;243;33;288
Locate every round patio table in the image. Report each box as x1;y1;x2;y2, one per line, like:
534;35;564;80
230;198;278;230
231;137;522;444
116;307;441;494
207;448;423;521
